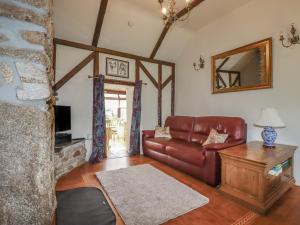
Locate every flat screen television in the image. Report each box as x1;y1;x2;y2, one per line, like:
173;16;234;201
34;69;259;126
55;105;71;132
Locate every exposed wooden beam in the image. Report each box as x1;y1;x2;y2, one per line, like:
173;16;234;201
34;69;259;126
54;52;95;91
54;38;175;66
150;25;170;59
139;62;158;89
55;38;97;51
105;97;126;100
162;74;174;89
150;0;205;59
217;72;227;88
135;59;140;81
94;52;99;76
158;64;162;126
100;48;173;66
92;52;99;157
89;77;136;86
217;69;240;74
171;65;175;115
104;79;136;86
104;89;126;95
216;57;230;71
229;73;232;87
176;0;204;18
92;0;108;46
232;73;241;87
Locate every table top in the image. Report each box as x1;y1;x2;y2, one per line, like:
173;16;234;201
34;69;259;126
219;141;297;164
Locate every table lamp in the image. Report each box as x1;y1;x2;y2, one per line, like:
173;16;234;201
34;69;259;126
254;108;285;148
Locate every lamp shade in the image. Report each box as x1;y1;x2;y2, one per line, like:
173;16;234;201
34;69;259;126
254;108;285;128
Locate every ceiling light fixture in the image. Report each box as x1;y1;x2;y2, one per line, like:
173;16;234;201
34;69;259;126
158;0;192;25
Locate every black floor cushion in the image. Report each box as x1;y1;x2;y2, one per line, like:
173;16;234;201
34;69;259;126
56;187;116;225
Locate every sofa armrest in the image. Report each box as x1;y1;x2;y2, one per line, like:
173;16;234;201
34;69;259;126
203;140;245;151
142;130;155;139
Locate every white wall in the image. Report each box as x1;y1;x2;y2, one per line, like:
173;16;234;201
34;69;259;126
56;45;93;140
139;62;172;131
176;0;300;184
53;0;193;62
56;46;173;156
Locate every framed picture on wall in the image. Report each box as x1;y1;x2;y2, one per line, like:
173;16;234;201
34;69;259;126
106;57;129;78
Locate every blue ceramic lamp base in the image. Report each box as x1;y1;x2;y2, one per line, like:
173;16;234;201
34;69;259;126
261;126;277;148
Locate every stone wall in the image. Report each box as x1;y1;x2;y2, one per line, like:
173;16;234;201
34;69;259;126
0;0;54;108
0;102;54;224
0;0;55;224
54;141;87;180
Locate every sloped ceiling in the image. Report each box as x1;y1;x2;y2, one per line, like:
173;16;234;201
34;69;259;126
53;0;253;62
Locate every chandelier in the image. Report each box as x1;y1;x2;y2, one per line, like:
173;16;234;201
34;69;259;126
158;0;192;25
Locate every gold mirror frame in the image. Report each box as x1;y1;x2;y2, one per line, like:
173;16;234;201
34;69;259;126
211;38;272;94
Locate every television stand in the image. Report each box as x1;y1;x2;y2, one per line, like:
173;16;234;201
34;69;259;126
54;138;86;180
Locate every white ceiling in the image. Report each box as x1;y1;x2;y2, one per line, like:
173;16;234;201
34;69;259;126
53;0;253;62
125;0;253;31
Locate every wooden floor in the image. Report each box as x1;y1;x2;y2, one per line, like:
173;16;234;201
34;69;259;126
56;156;300;225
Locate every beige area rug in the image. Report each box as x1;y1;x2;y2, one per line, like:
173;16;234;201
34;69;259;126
96;164;209;225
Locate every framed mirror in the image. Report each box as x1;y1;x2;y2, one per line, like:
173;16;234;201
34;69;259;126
211;38;272;94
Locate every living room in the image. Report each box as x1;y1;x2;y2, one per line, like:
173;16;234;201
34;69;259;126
0;0;299;225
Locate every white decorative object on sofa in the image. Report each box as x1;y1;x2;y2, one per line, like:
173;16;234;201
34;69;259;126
154;126;171;138
203;129;228;146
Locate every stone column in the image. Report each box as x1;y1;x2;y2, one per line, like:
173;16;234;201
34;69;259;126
0;0;55;224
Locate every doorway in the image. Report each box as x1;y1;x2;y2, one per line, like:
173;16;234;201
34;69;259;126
104;88;130;158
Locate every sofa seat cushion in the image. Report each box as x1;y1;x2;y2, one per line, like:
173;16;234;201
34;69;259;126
166;140;205;168
144;138;171;154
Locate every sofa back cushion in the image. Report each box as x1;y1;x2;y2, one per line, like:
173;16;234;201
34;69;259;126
165;116;194;142
191;117;246;144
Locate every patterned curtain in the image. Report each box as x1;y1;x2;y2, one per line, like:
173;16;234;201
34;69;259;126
89;75;106;163
129;80;142;156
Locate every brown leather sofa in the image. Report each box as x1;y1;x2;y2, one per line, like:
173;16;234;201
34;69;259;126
142;116;247;186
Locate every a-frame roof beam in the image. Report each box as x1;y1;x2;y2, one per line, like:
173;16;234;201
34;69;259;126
92;0;108;46
150;0;205;59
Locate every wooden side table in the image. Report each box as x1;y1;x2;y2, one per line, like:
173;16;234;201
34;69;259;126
219;141;297;214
